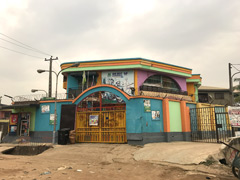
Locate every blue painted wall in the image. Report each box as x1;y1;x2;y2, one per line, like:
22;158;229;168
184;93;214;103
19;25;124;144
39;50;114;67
73;86;164;134
67;75;78;95
35;101;72;131
143;99;163;133
186;103;196;109
126;98;163;133
34;86;165;134
126;98;143;133
186;103;197;131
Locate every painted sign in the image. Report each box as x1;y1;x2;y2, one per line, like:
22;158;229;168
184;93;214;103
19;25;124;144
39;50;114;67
102;70;134;95
41;105;50;113
228;106;240;127
50;114;57;125
89;115;99;126
10;125;17;133
144;100;151;112
10;114;18;124
152;111;160;120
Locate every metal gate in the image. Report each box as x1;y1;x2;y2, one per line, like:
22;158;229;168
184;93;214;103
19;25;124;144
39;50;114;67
190;107;232;143
75;110;126;143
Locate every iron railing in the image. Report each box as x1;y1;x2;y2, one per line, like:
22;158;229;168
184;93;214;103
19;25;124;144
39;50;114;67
13;93;70;102
190;107;233;143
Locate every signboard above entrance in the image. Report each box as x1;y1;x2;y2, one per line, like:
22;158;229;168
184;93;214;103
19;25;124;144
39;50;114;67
102;70;134;95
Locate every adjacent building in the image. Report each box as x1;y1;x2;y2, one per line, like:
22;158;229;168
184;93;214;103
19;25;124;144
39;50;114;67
198;86;231;106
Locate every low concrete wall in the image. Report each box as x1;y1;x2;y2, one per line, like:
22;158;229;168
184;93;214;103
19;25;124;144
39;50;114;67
127;132;191;145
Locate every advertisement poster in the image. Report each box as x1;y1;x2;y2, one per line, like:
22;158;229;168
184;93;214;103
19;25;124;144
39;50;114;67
41;105;50;113
144;100;151;112
152;111;160;120
102;70;134;95
49;114;57;125
10;125;17;133
228;106;240;127
10;114;18;124
89;115;99;126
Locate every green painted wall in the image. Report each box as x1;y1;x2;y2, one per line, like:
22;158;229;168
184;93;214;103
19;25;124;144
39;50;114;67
169;101;182;132
12;107;36;131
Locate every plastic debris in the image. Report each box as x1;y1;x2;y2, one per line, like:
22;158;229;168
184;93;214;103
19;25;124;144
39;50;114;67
40;171;51;175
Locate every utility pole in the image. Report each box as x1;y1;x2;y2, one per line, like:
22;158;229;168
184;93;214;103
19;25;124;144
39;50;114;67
229;63;233;105
45;56;58;97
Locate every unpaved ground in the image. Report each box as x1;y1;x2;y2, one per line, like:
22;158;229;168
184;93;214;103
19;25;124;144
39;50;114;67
0;143;235;180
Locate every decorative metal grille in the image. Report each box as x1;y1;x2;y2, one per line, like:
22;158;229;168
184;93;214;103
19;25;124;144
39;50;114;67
190;107;233;143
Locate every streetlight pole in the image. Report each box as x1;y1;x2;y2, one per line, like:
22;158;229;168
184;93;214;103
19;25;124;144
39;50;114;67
37;63;79;144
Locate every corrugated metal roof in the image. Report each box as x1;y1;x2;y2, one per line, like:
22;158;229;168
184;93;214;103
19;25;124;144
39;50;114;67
198;86;230;91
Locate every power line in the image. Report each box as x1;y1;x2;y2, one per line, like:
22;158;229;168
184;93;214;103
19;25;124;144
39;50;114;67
0;37;46;55
0;32;53;57
54;60;61;69
232;65;240;72
0;45;44;59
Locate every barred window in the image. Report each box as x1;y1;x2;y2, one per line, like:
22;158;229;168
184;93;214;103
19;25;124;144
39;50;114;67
143;75;180;91
215;93;224;99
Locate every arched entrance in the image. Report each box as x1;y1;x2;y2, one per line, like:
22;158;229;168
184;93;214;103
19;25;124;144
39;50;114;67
75;90;127;143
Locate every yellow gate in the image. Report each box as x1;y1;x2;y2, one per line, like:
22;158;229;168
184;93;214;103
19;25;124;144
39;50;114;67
76;110;126;143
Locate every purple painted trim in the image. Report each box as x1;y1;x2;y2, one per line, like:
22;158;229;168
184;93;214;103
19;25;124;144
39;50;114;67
169;75;187;91
137;70;187;91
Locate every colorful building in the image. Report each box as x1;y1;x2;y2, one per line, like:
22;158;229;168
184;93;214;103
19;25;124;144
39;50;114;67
2;58;204;144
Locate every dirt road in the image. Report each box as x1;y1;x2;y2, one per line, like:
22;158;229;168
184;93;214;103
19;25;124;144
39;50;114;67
0;143;235;180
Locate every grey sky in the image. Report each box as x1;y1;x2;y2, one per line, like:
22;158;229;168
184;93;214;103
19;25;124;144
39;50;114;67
1;0;240;104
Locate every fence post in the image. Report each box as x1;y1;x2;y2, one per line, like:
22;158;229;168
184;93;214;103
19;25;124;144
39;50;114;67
214;111;220;143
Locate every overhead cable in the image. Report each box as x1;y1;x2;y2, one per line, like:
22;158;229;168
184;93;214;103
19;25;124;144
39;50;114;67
232;65;240;72
0;37;46;54
0;45;44;59
0;32;52;57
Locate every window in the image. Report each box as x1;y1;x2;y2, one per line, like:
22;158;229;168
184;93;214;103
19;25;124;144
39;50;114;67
198;93;209;103
215;93;224;99
143;75;180;92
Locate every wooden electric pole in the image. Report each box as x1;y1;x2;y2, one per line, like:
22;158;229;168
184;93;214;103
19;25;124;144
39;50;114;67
45;56;58;97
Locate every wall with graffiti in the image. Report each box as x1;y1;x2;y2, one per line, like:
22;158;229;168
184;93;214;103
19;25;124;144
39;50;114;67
102;71;134;95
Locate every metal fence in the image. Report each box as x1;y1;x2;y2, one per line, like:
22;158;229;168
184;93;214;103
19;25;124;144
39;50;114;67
190;106;233;143
12;93;69;102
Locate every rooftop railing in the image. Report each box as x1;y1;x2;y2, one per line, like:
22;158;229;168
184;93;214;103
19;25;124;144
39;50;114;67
12;93;70;102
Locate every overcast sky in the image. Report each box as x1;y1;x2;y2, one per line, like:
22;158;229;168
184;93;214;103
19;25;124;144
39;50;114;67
0;0;240;104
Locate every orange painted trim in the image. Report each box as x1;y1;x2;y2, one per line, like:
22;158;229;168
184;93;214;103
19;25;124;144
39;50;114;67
131;96;190;103
180;101;191;132
143;60;192;72
162;98;170;132
61;59;192;74
134;70;138;95
130;96;163;100
180;101;187;132
152;64;192;74
72;84;131;104
61;60;141;69
40;93;192;104
78;61;140;67
187;75;201;80
40;99;73;103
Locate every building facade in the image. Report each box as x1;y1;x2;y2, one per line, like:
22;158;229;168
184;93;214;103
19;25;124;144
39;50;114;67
2;58;203;145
